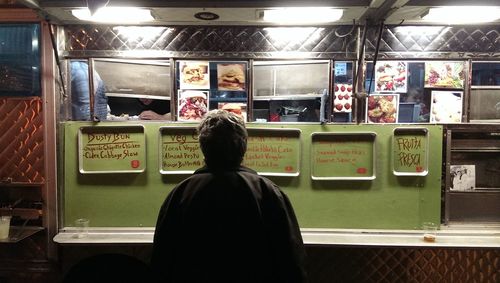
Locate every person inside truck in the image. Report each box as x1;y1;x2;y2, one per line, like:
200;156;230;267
70;61;108;121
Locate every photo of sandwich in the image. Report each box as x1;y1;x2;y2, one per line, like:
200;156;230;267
217;64;246;91
179;61;210;89
219;102;247;121
178;90;209;121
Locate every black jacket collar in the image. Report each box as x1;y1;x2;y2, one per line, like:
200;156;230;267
194;165;257;175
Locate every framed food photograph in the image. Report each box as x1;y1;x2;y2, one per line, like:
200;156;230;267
430;90;463;123
374;61;407;93
177;90;209;121
366;94;399;123
217;63;246;91
424;61;465;88
333;83;353;113
218;102;247;121
179;61;210;89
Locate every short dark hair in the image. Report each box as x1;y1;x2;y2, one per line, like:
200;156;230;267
197;110;248;169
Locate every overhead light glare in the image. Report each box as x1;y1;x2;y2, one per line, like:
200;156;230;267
72;7;154;23
422;6;500;24
262;8;343;24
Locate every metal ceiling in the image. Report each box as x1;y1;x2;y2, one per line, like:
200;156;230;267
14;0;500;25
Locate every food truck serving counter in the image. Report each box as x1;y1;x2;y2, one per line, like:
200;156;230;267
53;227;500;248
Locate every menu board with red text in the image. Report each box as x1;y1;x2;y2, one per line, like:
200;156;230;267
79;125;146;174
311;132;376;180
160;127;301;176
392;128;428;176
160;127;203;174
243;128;301;176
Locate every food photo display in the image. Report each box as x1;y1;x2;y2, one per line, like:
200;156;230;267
366;94;399;123
218;102;247;121
374;61;407;93
333;83;353;113
179;61;210;89
430;90;463;123
177;90;209;121
217;63;246;91
424;61;465;89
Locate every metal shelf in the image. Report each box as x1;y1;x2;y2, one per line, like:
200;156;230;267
253;94;322;101
0;226;44;243
209;97;247;102
106;93;170;100
448;188;500;193
451;148;500;152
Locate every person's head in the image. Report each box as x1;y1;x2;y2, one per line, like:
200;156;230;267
139;98;153;105
197;110;248;170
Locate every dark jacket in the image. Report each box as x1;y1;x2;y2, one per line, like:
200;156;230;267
151;166;307;283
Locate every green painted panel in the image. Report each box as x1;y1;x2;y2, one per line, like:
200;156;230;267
62;122;442;230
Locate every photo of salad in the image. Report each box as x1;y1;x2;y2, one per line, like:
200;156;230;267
366;94;399;123
177;90;208;121
430;91;463;123
375;61;407;93
425;62;465;88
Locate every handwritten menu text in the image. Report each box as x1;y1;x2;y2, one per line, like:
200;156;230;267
79;126;145;173
393;129;427;175
159;127;300;175
243;134;299;175
311;133;375;179
160;128;203;173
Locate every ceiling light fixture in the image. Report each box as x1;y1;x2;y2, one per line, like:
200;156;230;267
86;0;109;15
261;8;343;24
72;7;154;23
194;12;220;21
421;6;500;24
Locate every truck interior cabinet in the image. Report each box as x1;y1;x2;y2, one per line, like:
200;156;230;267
444;125;500;225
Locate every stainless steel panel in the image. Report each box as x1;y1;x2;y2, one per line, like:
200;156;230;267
448;192;500;222
365;25;500;59
62;25;358;59
61;25;499;59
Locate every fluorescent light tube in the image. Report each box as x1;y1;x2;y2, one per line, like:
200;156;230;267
422;6;500;24
262;8;343;24
72;7;154;23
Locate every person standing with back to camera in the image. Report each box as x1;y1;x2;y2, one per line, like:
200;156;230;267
151;110;307;282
